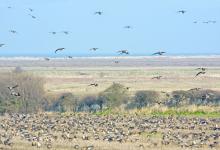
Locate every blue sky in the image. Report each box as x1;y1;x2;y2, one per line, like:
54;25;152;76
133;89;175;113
0;0;220;57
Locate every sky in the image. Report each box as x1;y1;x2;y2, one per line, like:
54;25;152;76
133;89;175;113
0;0;220;57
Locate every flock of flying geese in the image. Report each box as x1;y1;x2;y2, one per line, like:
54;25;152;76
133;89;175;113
0;6;215;97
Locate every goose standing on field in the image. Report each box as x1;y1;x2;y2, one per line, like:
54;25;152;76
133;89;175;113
7;85;21;97
55;48;65;53
44;58;50;61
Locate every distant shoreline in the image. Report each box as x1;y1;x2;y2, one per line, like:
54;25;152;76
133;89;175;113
1;55;220;60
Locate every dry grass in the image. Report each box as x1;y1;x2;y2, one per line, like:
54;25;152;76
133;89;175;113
14;67;220;97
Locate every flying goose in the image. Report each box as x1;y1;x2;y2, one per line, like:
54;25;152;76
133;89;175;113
124;26;132;29
44;58;50;61
196;67;206;71
11;91;21;97
118;50;129;55
90;48;99;51
9;30;17;34
55;48;65;53
152;51;166;56
94;11;103;15
195;71;206;77
152;76;162;80
49;32;56;35
177;10;186;14
0;44;5;47
62;31;70;35
28;14;36;19
8;85;19;90
28;8;33;12
89;83;98;87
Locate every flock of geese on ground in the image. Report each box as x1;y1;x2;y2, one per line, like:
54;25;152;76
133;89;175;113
0;113;220;149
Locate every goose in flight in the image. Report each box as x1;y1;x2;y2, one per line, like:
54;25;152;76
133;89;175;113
8;85;19;90
118;50;129;55
94;11;103;15
49;32;56;35
0;44;5;47
28;8;33;12
90;48;99;51
89;83;98;87
152;75;162;80
11;91;21;97
44;57;50;61
124;26;132;29
114;60;119;64
195;71;206;78
28;14;36;19
62;31;70;35
196;67;206;71
55;48;65;53
177;10;186;14
9;30;17;34
152;51;166;56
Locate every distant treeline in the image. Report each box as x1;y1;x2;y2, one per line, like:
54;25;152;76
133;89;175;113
0;68;220;114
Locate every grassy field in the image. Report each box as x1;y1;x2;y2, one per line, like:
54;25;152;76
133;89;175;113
27;66;220;97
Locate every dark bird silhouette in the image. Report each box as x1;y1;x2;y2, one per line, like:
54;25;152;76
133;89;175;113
195;71;206;77
9;30;17;34
49;32;56;35
0;44;5;47
62;31;69;35
28;8;34;12
193;21;198;24
89;83;98;87
152;76;162;80
124;26;132;29
28;14;36;19
177;10;186;14
114;60;119;64
67;56;73;59
8;6;12;9
11;91;21;97
90;48;99;51
152;51;166;56
8;85;19;90
44;58;50;61
55;48;65;53
118;50;129;55
203;21;209;24
94;11;103;15
188;88;201;91
196;67;206;71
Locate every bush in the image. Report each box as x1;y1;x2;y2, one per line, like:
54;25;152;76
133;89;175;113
50;93;79;112
0;70;45;113
127;91;160;109
77;96;101;112
98;83;129;108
